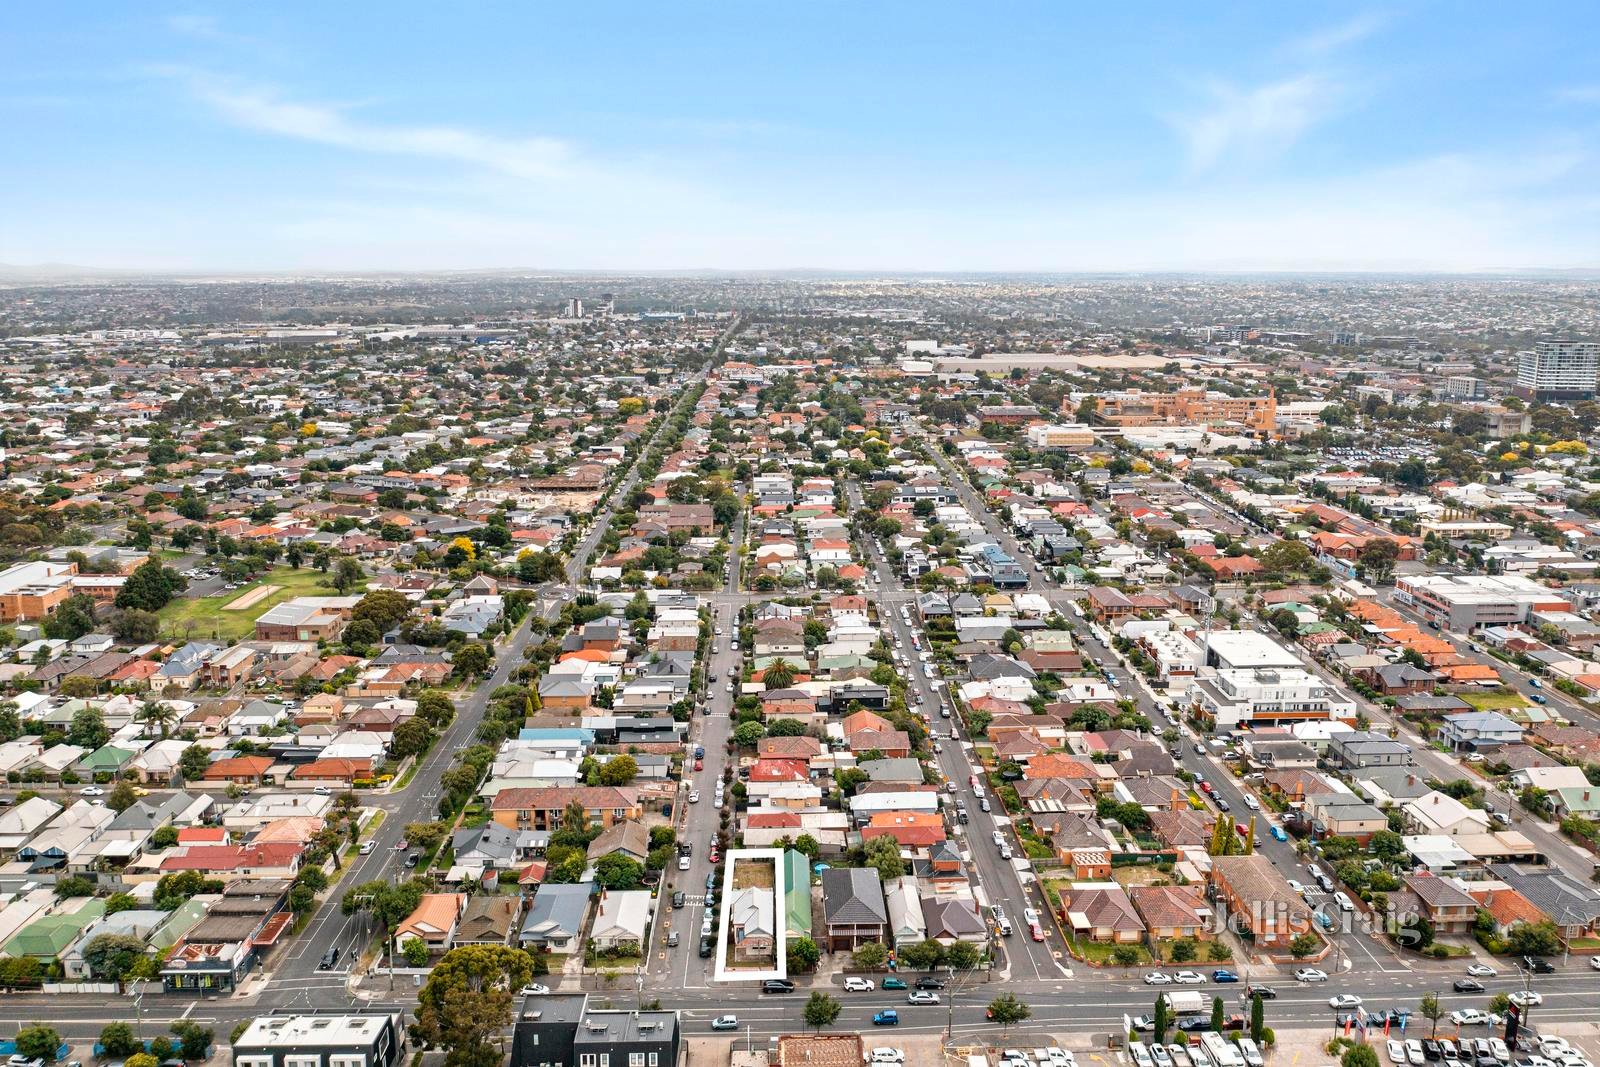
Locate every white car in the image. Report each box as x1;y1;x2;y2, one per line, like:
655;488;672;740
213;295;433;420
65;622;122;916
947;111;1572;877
1387;1041;1407;1066
1172;971;1206;985
1295;968;1329;982
1592;955;1600;972
844;977;875;992
1328;994;1363;1010
519;983;550;995
1406;1041;1425;1066
869;1051;905;1066
1151;1047;1173;1067
1509;990;1543;1007
677;854;691;871
1450;1010;1495;1026
79;786;104;797
1465;963;1497;977
1286;879;1310;895
1143;971;1174;986
688;791;700;804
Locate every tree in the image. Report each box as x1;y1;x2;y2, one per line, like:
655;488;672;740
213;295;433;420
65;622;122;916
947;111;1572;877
99;1022;140;1058
391;716;434;760
851;941;888;970
110;608;161;643
1211;996;1226;1033
416;690;457;729
593;854;645;890
946;940;981;970
1342;1047;1380;1067
803;991;841;1032
413;945;534;1067
597;754;638;786
178;744;211;782
1419;992;1443;1037
787;936;820;973
987;993;1032;1032
126;1055;159;1067
43;594;97;640
862;834;905;881
1250;992;1265;1043
1507;919;1561;957
331;557;365;594
403;938;431;966
1153;993;1171;1045
138;700;177;739
56;875;95;897
900;938;945;971
352;590;414;636
68;706;109;749
763;659;797;689
15;1025;60;1062
170;1021;213;1061
1170;937;1198;963
343;878;428;963
732;721;765;748
1260;540;1312;576
452;642;491;679
1288;932;1321;959
108;780;139;812
1357;539;1401;583
104;891;140;914
116;559;184;612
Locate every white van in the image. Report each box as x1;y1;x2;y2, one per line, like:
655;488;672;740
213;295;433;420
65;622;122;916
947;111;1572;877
1201;1032;1244;1067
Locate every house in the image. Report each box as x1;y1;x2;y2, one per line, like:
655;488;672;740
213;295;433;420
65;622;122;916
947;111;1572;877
919;896;987;945
1405;791;1492;837
729;886;776;961
884;877;926;945
1439;711;1525;751
455;896;522;946
1306;793;1388;843
1328;731;1413;769
232;1012;407;1067
1404;872;1479;933
519;883;591;952
1061;883;1145;943
590;889;653;953
491;786;641;831
1210;854;1312;949
1488;864;1600;939
1130;885;1213;941
819;867;887;951
587;821;651;864
394;894;465;954
163;878;293;993
203;755;275;786
452;823;543;871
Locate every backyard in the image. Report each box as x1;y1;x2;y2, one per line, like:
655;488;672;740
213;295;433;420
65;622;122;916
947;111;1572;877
158;565;342;643
1461;691;1530;711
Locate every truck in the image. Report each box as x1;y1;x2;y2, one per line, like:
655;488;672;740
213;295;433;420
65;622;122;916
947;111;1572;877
1162;991;1207;1017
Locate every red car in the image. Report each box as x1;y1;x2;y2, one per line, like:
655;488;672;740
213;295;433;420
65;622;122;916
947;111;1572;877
1028;922;1045;942
695;759;703;771
1199;782;1214;795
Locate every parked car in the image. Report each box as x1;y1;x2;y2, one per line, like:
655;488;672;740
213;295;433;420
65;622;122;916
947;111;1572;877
698;936;713;958
844;977;876;992
762;979;796;994
1144;972;1174;986
672;891;685;908
914;976;946;990
907;991;940;1005
1211;970;1239;983
1453;979;1485;993
882;977;907;990
1521;955;1556;974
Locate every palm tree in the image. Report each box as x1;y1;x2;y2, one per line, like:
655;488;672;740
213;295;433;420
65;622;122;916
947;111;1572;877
138;701;176;739
763;659;797;689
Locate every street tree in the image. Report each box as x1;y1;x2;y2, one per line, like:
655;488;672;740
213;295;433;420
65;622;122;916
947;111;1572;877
803;992;841;1032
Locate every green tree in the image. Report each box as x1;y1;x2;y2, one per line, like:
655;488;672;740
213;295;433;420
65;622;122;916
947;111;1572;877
403;938;431;967
851;941;888;970
900;938;945;971
413;945;535;1067
593;854;645;890
115;559;184;611
178;744;211;782
108;780;139;813
732;721;765;748
68;706;109;749
1211;995;1225;1033
452;642;491;678
1170;937;1198;963
987;993;1032;1032
597;754;639;786
1342;1047;1380;1067
14;1025;60;1061
99;1023;140;1058
170;1020;214;1061
1420;992;1443;1038
126;1055;159;1067
1288;932;1321;959
862;834;905;882
1507;919;1561;957
787;936;820;973
1250;992;1266;1043
946;940;981;970
763;659;797;689
1153;993;1171;1045
803;991;841;1032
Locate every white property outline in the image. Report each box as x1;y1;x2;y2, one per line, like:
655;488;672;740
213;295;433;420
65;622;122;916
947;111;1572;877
712;847;787;984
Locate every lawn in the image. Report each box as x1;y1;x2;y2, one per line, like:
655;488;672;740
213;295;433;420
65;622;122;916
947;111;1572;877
1462;692;1529;711
158;565;342;643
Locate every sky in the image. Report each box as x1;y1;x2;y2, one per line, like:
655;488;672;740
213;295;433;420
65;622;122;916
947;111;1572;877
4;2;1600;273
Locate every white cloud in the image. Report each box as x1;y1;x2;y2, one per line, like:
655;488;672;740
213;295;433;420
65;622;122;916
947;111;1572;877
1284;12;1388;58
162;70;577;181
1554;85;1600;104
1170;73;1340;171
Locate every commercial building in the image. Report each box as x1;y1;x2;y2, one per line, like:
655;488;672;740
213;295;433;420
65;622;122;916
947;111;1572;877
0;561;75;622
1083;387;1277;436
1394;574;1568;631
233;1013;406;1067
509;993;679;1067
1515;338;1599;402
1191;668;1357;731
1201;631;1302;672
1024;423;1096;450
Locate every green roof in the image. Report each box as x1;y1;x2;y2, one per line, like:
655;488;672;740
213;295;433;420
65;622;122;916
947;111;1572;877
783;849;812;939
4;899;105;959
80;745;135;772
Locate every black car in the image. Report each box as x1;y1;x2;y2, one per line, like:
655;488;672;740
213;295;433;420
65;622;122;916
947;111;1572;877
914;977;946;990
699;936;713;959
1521;955;1555;974
1246;986;1277;1000
1422;1041;1442;1062
318;946;339;970
762;979;796;994
1453;978;1486;993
